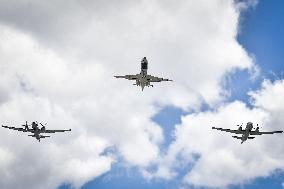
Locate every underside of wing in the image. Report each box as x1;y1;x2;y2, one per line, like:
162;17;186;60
44;129;71;133
114;74;139;80
212;127;244;134
2;125;27;132
250;130;283;135
146;75;172;82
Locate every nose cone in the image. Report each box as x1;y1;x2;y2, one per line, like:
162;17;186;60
247;122;253;126
247;122;253;130
141;57;148;63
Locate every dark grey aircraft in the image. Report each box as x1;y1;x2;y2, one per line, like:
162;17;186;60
212;122;283;144
114;57;172;91
2;121;71;142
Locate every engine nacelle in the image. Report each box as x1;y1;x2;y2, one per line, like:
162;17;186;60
238;126;242;131
41;126;46;131
136;80;140;86
255;127;259;132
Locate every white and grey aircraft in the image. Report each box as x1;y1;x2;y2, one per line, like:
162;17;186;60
212;122;283;144
114;57;172;91
2;121;71;142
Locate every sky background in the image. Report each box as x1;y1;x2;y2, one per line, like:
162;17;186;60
0;0;284;189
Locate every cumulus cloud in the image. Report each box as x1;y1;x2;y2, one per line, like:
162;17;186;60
0;0;259;188
149;79;284;188
0;25;161;188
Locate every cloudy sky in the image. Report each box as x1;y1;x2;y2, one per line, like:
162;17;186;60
0;0;283;189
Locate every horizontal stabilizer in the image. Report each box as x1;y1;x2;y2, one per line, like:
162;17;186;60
40;135;50;138
232;136;242;139
248;137;255;139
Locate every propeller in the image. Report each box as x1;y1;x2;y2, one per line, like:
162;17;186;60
40;123;47;127
255;123;260;131
22;121;30;127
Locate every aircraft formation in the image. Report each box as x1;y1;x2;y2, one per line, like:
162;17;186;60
2;57;283;143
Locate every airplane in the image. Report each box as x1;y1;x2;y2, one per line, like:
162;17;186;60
2;121;71;142
212;122;283;144
114;57;173;91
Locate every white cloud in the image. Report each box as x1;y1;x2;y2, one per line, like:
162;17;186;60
0;25;162;188
0;0;254;109
149;79;284;188
0;0;258;188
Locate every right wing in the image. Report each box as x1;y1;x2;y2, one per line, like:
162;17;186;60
2;125;27;132
212;127;244;134
43;129;71;133
146;75;173;82
114;74;140;80
250;130;283;135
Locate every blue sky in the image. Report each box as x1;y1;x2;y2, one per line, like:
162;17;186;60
228;0;284;103
58;1;284;189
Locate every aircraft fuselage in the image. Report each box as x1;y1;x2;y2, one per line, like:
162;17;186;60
136;57;152;90
240;122;254;143
28;122;45;142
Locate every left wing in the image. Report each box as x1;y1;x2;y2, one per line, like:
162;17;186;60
43;129;71;133
2;125;28;132
212;127;244;134
114;74;140;80
250;130;283;135
146;75;173;82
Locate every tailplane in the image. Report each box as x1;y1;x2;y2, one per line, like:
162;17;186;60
39;135;50;138
232;136;242;139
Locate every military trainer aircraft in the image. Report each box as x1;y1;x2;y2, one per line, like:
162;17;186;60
2;121;71;142
114;57;172;91
212;122;283;144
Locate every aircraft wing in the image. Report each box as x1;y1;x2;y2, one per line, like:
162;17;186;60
212;127;244;134
114;74;140;80
43;129;71;133
2;125;27;132
146;75;173;82
250;130;283;135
